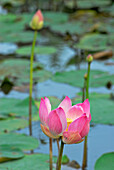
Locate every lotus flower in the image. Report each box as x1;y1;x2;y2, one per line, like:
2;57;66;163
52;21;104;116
30;10;43;30
39;96;91;144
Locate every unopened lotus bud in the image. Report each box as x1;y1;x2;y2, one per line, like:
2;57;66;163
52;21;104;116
84;73;87;80
30;10;43;30
86;54;93;63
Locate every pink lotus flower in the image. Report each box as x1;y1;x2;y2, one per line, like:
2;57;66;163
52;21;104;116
39;96;91;144
30;10;43;30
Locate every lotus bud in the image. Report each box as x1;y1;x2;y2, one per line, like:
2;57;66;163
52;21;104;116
30;10;43;30
86;54;93;63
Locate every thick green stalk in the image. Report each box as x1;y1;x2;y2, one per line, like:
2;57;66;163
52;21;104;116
49;138;53;170
56;140;64;170
82;62;91;169
29;30;37;136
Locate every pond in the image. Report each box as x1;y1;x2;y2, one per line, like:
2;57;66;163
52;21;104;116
0;2;114;170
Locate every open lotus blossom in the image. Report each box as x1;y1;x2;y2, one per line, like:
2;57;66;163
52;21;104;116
30;10;43;30
39;96;91;144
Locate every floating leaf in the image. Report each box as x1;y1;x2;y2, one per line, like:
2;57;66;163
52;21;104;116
0;145;24;163
0;59;52;86
16;46;57;56
52;70;114;88
75;33;112;51
77;0;111;9
72;93;114;125
0;133;39;151
0;97;37;118
0;153;54;170
95;152;114;170
0;119;28;132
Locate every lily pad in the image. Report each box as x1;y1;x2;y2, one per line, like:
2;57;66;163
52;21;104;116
0;119;28;132
16;45;57;56
0;133;39;151
50;21;92;35
52;70;114;88
95;152;114;170
72;93;114;125
0;59;52;86
0;153;55;170
0;145;24;163
77;0;111;9
0;97;37;118
75;33;112;51
44;11;69;26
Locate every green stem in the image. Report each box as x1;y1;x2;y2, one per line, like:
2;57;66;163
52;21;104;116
29;30;37;136
49;138;53;170
56;140;64;170
82;77;87;103
82;61;91;169
86;62;91;99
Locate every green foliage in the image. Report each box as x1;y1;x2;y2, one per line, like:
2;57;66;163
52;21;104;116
75;33;113;51
0;97;37;118
16;46;57;56
0;133;39;151
0;154;53;170
0;59;52;86
95;152;114;170
73;93;114;125
0;145;24;162
54;155;69;165
0;119;28;132
52;70;114;88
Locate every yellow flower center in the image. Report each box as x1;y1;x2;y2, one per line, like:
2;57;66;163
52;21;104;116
66;118;73;131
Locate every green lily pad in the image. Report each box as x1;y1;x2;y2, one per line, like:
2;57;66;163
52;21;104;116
1;31;41;43
44;11;69;26
95;152;114;170
50;21;92;35
75;33;112;51
100;4;114;16
16;45;57;56
77;0;111;9
0;145;24;163
72;93;114;125
54;155;69;165
0;153;55;170
0;119;28;132
52;70;114;88
0;59;52;86
0;133;39;151
0;97;37;118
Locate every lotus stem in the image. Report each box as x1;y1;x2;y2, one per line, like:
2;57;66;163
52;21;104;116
57;139;60;152
49;138;53;170
82;61;91;169
56;139;64;170
29;30;37;136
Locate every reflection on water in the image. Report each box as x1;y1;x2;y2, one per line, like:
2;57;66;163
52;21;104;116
17;122;114;170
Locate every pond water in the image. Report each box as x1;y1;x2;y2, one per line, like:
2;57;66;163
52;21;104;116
16;121;114;170
0;29;114;170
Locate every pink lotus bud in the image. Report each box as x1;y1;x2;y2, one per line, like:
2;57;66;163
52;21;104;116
30;10;43;30
39;97;91;144
86;54;93;63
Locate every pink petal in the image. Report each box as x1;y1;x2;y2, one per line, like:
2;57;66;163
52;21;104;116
44;97;51;114
80;120;90;138
62;131;83;144
47;108;67;136
40;124;59;139
67;105;84;121
76;99;90;117
58;96;72;114
36;10;43;22
68;114;88;133
39;98;49;125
